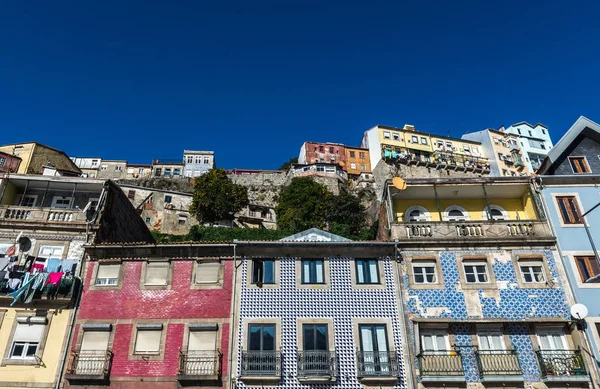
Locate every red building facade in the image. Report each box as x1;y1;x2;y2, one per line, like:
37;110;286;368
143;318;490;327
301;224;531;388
0;151;22;173
65;244;234;389
299;142;347;169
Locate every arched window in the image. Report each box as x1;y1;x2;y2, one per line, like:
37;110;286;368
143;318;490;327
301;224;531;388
444;205;470;221
483;205;509;221
405;206;431;222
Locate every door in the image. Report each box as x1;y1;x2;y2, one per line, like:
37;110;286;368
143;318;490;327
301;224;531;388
538;328;571;375
248;324;276;373
187;330;217;375
359;324;390;374
79;331;110;375
478;330;505;351
303;324;329;374
421;331;449;352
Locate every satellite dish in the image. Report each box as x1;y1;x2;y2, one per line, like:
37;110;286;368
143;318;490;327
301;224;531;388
17;236;32;252
392;177;407;191
571;303;589;320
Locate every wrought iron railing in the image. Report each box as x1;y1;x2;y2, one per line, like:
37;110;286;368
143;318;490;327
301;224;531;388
66;350;112;376
476;350;522;377
417;350;464;377
297;351;337;378
356;351;399;377
240;351;282;377
536;350;588;378
178;350;222;377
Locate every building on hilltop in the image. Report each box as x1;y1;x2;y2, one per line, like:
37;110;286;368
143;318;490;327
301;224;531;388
0;151;22;173
382;175;597;387
183;150;215;177
504;122;552;173
152;159;185;179
536;116;600;373
125;163;153;179
298;142;371;177
70;157;102;178
0;142;81;176
462;128;529;177
96;160;128;180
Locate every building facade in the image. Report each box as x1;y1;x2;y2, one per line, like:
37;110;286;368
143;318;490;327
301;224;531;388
537;116;600;370
298;142;347;169
0;175;152;389
462;128;528;177
126;163;153;179
291;163;348;183
97;160;128;180
0;143;81;176
183;151;215;177
232;229;408;389
383;176;595;389
70;157;102;178
152;160;185;179
344;146;371;177
67;243;234;389
0;152;21;174
504;122;552;173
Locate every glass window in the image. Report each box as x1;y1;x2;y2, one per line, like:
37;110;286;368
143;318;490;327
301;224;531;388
569;157;590;174
303;324;328;351
134;327;162;354
178;215;187;225
20;195;37;207
10;323;44;359
359;324;390;373
359;152;365;159
164;195;173;204
356;259;379;284
39;245;64;258
302;259;325;284
446;208;467;221
383;132;391;139
575;256;600;282
537;329;566;350
463;260;489;283
349;151;356;158
252;259;275;284
51;196;72;209
421;330;448;351
361;164;366;170
421;137;428;145
412;135;418;143
203;157;210;164
519;259;546;283
95;264;120;286
350;163;357;169
145;217;151;224
392;133;400;141
478;330;505;350
164;168;171;177
556;196;582;224
249;324;275;351
412;261;437;284
144;262;169;286
173;168;181;177
195;261;220;284
127;190;136;199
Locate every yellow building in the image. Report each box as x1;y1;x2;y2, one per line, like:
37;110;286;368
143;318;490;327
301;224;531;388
0;143;81;176
462;128;529;177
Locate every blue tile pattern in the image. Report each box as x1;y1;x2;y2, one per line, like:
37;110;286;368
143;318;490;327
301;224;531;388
406;249;571;383
236;256;408;389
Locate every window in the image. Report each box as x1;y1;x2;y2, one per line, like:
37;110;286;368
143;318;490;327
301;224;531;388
537;328;567;350
303;324;328;351
9;323;44;360
319;146;324;152
38;244;64;258
360;164;366;170
383;132;391;139
51;196;72;209
154;168;162;176
145;217;151;224
436;140;444;148
350;163;357;169
0;157;5;166
463;260;489;283
498;152;503;160
556;196;583;224
329;147;334;153
356;259;379;284
195;156;202;164
164;168;171;177
478;330;505;350
91;159;99;166
187;156;193;163
359;152;365;159
127;190;136;200
350;151;356;158
249;324;275;351
575;256;600;282
178;215;187;225
144;262;169;286
444;206;469;221
411;135;418;143
19;195;37;207
134;324;163;354
325;166;335;173
569;157;590;174
80;330;110;357
359;324;390;373
164;195;173;204
405;206;430;222
173;168;181;177
252;259;275;285
412;261;437;284
392;133;400;141
421;330;449;352
115;165;123;171
446;142;452;148
502;169;509;176
517;129;521;135
301;259;325;284
188;326;217;353
542;129;546;135
194;261;220;284
484;205;508;221
528;130;532;137
95;264;120;286
101;165;108;171
421;137;428;145
519;259;546;283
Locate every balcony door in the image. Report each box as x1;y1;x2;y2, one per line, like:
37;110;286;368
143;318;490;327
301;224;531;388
78;331;110;375
303;324;329;375
248;324;276;373
421;330;449;352
359;324;390;374
187;330;217;375
538;329;567;350
478;330;505;351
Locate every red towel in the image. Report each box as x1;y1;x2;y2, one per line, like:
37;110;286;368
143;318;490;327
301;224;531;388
30;263;44;274
45;272;64;286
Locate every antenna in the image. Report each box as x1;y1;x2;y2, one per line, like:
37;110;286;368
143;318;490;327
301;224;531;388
571;304;589;320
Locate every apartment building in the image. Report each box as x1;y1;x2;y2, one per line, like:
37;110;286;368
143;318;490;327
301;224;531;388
70;157;102;178
97;160;128;180
152;159;184;179
504;122;552;173
345;146;371;177
0;152;22;173
0;142;81;176
462;128;528;177
183;150;215;177
125;163;152;179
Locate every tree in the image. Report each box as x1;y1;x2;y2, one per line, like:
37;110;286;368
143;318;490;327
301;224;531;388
190;168;249;225
275;177;331;233
279;157;298;171
325;188;366;236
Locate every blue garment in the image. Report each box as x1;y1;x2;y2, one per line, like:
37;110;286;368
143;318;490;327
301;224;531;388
384;150;391;158
46;258;61;273
10;273;38;306
61;259;76;274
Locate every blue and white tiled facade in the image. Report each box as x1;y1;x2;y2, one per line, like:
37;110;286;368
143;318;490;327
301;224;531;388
235;254;408;389
405;249;572;384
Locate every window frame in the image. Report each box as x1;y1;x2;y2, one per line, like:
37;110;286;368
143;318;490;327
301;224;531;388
355;259;380;285
443;205;470;221
420;329;450;352
248;323;277;351
9;341;39;360
405;205;431;222
412;260;437;284
92;262;123;290
301;259;325;285
411;135;418;143
51;196;73;209
463;260;490;284
19;194;38;207
575;255;600;283
519;259;546;284
555;195;583;225
192;260;223;289
383;131;391;139
2;313;52;366
251;258;276;286
568;156;591;174
302;323;329;351
141;261;171;288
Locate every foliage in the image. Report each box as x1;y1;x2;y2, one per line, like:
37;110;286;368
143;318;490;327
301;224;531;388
151;226;290;243
275;177;332;233
190;168;249;225
279;157;298;170
325;188;366;236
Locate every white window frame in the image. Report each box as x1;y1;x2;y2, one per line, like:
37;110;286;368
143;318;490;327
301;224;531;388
519;259;546;284
9;341;39;360
463;260;490;283
536;328;567;350
411;135;418;143
405;206;431;222
412;261;437;284
95;264;120;286
477;329;506;351
51;196;73;209
421;137;428;145
19;194;38;207
383;131;391;139
350;163;357;169
444;205;470;221
38;244;64;258
420;330;450;352
482;205;509;221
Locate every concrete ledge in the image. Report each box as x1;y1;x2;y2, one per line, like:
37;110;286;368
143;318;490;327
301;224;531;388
420;375;466;383
239;375;281;384
359;376;399;385
543;375;590;383
298;375;337;384
480;374;523;383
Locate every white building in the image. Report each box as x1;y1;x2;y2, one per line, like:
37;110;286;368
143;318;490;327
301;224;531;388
503;122;552;172
183;150;215;177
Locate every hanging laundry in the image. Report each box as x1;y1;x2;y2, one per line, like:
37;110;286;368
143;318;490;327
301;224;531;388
10;273;38;306
6;244;15;257
7;271;25;292
46;258;61;273
44;272;63;286
30;264;45;274
61;259;76;274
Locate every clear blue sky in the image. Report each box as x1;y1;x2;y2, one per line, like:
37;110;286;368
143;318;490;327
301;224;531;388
1;1;599;169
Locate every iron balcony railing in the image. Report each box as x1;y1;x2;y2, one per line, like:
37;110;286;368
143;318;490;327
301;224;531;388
297;351;337;378
417;350;464;377
476;350;522;377
178;350;222;377
356;351;399;377
240;351;282;377
536;350;588;379
66;350;112;377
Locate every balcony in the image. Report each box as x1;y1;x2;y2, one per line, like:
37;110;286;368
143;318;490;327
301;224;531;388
356;351;399;384
417;350;464;383
0;205;89;225
297;351;338;383
239;351;282;383
391;220;554;247
65;350;112;385
475;350;523;382
536;350;590;382
0;275;79;307
178;350;222;384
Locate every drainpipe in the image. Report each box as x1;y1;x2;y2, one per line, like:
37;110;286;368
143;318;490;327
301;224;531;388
227;244;238;389
393;241;416;389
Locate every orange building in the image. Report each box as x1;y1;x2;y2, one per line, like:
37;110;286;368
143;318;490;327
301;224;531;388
345;146;371;176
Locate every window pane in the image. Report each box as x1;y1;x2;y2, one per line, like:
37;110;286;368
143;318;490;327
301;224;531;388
195;261;220;284
262;325;275;350
303;325;315;350
435;335;446;350
252;261;262;284
302;261;311;283
356;262;365;283
479;335;491;350
375;326;388;352
368;261;378;283
315;261;324;283
466;273;476;283
11;344;24;358
315;325;328;351
249;325;262;350
360;326;374;352
263;260;274;283
145;262;169;285
490;334;504;350
26;344;38;357
414;273;424;283
422;335;434;351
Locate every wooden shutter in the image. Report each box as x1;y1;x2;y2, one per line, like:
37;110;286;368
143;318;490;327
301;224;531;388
145;262;169;285
189;331;217;351
135;330;162;353
195;261;220;284
14;323;45;342
81;331;110;351
97;264;120;279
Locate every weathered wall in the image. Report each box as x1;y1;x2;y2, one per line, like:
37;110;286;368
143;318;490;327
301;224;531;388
97;161;127;180
29;145;81;175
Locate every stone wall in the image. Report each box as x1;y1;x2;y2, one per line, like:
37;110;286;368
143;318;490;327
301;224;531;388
29;145;81;175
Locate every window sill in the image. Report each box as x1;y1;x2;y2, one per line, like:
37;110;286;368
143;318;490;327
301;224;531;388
409;283;445;290
460;282;497;290
2;358;40;367
140;284;172;290
247;283;279;289
190;282;223;290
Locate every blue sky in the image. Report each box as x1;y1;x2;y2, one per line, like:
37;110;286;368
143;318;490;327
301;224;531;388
1;1;599;169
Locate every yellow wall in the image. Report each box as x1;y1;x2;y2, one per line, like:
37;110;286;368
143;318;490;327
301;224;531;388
0;181;16;206
393;197;537;222
0;308;71;388
378;128;433;153
0;144;35;175
430;136;483;156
